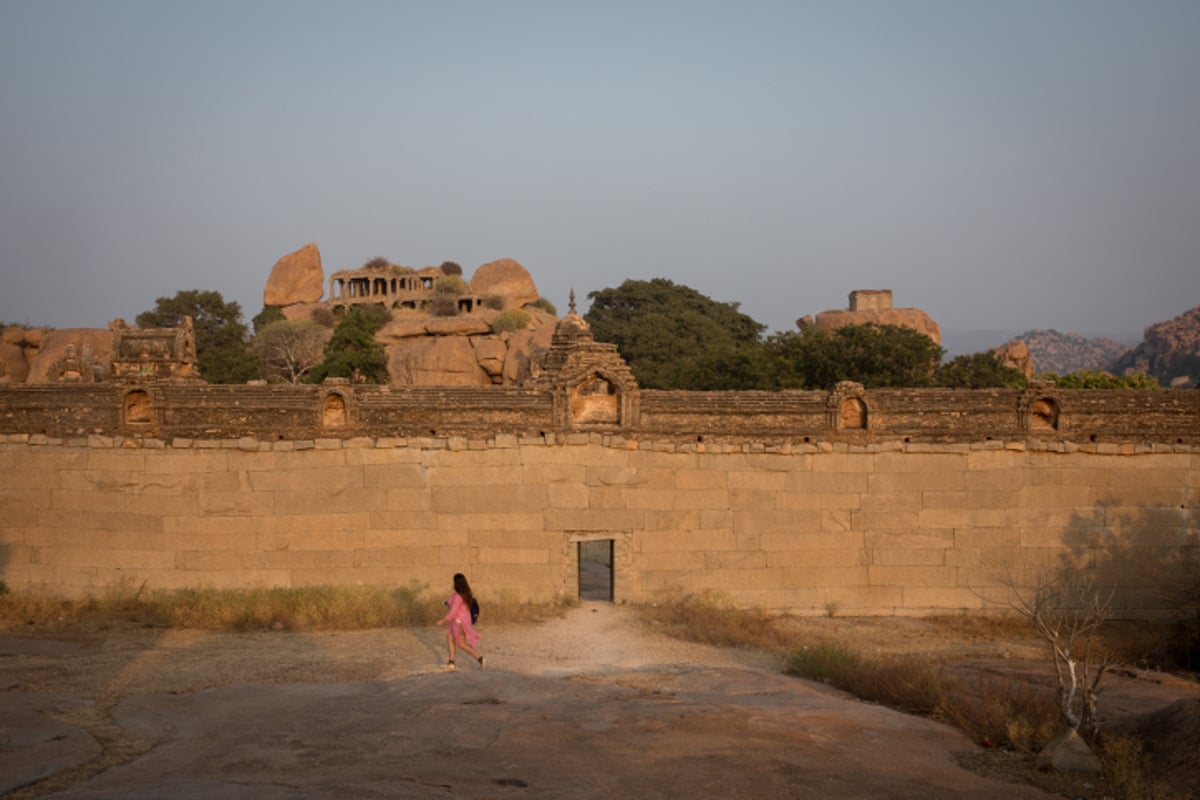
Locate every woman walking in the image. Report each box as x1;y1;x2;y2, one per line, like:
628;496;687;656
437;573;483;670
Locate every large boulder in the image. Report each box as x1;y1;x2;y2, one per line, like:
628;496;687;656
811;307;941;346
993;340;1035;378
385;337;491;386
0;339;28;383
469;259;539;309
26;329;113;383
502;326;556;385
264;243;325;307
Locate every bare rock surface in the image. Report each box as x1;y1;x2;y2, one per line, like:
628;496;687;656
25;329;113;383
264;243;325;307
14;606;1198;799
812;307;943;345
0;339;29;383
469;258;539;309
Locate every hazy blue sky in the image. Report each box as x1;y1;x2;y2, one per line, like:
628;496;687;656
2;1;1197;352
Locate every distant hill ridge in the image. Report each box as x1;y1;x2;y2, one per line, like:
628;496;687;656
1011;329;1132;375
1110;304;1200;388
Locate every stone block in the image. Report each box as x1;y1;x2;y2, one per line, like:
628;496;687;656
384;488;434;512
726;470;787;491
675;470;728;491
864;529;953;550
706;550;767;569
360;462;427;489
852;510;920;532
1017;484;1094;508
431;484;547;515
86;451;146;472
547;482;588;509
632;550;707;570
273;488;386;515
524;463;586;484
700;509;734;530
868;471;965;493
918;507;1012;529
778;565;867;589
38;508;164;534
199;491;274;517
734;510;824;536
900;586;986;611
774;492;863;511
547;508;649;533
826;585;904;613
759;529;862;551
870;547;947;567
476;547;550;565
726;488;779;511
765;548;866;568
642;509;703;531
785;471;869;493
868;565;957;588
0;490;50;526
875;452;967;473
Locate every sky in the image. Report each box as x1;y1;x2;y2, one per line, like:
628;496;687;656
1;1;1198;354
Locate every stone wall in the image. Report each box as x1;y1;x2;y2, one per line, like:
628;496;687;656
0;383;1197;615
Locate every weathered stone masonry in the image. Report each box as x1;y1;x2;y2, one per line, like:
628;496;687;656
0;315;1197;614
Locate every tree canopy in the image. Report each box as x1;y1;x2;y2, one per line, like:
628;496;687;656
935;352;1027;389
136;289;258;384
585;279;767;390
308;306;390;384
767;324;944;389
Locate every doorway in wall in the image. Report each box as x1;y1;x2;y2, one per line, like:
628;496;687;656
578;539;613;602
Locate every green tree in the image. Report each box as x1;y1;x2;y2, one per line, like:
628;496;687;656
935;352;1027;389
252;305;286;334
1040;369;1160;389
767;324;943;389
308;307;389;384
136;289;258;383
585;279;767;389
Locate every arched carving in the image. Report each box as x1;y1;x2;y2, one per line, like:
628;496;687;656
827;381;869;431
570;373;620;425
839;397;867;429
1030;397;1059;431
322;393;347;427
124;389;153;424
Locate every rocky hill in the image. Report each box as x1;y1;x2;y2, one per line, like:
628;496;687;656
1009;330;1133;376
1110;304;1200;388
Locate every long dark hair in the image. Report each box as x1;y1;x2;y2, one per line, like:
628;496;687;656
453;573;474;608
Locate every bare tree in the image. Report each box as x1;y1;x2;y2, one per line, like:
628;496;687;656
1005;570;1115;735
251;319;328;384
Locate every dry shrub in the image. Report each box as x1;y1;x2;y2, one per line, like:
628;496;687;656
936;672;1063;752
1097;734;1189;800
638;592;791;650
787;645;943;715
492;308;530;333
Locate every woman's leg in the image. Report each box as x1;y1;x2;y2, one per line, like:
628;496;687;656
445;628;457;663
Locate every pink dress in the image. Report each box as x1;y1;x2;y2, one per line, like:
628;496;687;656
441;592;480;648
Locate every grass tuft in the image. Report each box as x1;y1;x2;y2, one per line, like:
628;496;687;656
0;583;571;633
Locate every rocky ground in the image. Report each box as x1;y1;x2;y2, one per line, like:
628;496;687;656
1;605;1198;799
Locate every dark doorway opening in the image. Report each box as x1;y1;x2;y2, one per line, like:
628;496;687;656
578;540;613;602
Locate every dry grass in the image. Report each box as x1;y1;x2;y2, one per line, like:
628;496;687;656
0;582;572;633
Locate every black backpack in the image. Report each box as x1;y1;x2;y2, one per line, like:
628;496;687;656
470;598;480;624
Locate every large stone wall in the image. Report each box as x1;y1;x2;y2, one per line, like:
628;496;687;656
0;412;1196;615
